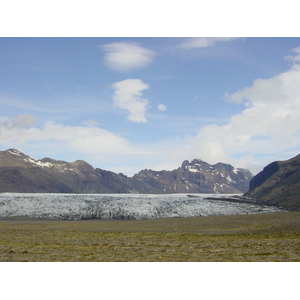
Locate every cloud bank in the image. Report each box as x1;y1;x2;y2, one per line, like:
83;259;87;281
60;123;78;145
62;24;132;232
100;42;155;72
111;79;150;123
0;116;131;154
180;48;300;173
0;114;159;174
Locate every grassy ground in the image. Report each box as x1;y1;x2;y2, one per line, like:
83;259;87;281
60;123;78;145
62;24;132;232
0;211;300;262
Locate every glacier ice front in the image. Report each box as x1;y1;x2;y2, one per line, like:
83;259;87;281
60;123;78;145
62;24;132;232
0;193;285;220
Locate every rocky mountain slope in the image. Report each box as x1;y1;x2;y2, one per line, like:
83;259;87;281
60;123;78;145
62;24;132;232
0;149;144;193
133;159;252;194
244;154;300;210
0;149;252;194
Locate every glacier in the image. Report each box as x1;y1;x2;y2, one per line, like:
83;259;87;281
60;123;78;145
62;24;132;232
0;193;285;220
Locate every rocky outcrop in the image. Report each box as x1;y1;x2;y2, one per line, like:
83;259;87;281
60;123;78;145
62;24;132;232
244;154;300;210
0;149;253;194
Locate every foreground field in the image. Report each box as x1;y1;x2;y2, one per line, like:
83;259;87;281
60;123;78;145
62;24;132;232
1;211;300;262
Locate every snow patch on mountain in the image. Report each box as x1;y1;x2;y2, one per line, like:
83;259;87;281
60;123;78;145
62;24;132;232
226;175;234;183
25;157;54;168
233;168;241;174
187;166;199;173
8;149;22;156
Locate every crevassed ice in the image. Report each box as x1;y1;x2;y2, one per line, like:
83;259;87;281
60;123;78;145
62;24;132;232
0;193;285;221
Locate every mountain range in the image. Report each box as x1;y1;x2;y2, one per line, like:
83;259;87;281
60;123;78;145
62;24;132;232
0;149;252;194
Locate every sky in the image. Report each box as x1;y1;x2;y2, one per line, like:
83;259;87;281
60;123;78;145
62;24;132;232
1;37;300;176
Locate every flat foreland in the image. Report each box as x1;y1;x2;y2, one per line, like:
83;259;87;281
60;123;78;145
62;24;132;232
1;211;300;262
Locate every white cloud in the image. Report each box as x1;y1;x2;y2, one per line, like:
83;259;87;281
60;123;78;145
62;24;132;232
0;114;37;145
2;113;36;129
157;104;166;111
38;122;145;155
111;79;150;123
100;42;155;72
179;37;242;49
178;49;300;174
284;46;300;63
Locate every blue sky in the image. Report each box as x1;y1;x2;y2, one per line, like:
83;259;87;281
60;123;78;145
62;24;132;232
1;37;300;175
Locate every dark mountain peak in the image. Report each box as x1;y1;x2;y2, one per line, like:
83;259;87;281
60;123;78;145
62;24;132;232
40;157;66;164
71;160;95;172
2;149;25;158
181;159;210;171
135;158;252;194
181;159;248;177
0;149;34;168
5;148;24;155
248;154;300;193
212;162;234;174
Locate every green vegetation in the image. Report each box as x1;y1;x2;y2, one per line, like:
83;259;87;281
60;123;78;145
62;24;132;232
1;212;300;262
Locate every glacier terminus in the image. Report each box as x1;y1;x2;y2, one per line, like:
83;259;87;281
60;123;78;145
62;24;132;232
0;193;285;220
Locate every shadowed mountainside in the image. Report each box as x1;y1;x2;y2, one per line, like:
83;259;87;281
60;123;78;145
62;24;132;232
244;154;300;210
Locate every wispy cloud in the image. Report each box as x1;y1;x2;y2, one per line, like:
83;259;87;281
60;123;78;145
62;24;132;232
0;95;112;116
81;119;100;127
157;104;166;111
111;79;150;123
100;42;156;73
179;37;243;49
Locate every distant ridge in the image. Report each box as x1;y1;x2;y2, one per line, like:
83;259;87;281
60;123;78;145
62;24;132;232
0;149;252;194
244;154;300;210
